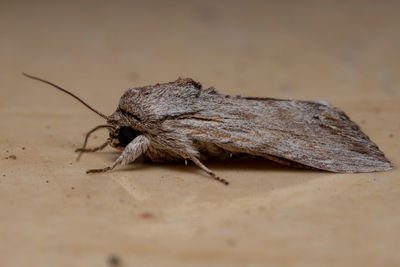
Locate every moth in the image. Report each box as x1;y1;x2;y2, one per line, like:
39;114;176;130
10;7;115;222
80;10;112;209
23;73;392;185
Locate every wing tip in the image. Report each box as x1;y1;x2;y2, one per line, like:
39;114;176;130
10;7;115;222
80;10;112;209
324;157;393;173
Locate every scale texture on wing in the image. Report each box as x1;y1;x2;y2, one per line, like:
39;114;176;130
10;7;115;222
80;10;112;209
154;79;392;173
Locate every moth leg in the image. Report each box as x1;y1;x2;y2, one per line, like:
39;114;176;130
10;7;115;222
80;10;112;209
86;135;150;174
76;139;110;153
189;156;229;185
76;124;115;153
75;139;111;161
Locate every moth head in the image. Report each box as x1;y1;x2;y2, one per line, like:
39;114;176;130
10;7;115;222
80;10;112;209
104;111;139;148
107;126;140;149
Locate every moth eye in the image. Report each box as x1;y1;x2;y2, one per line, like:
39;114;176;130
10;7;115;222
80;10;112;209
117;127;139;146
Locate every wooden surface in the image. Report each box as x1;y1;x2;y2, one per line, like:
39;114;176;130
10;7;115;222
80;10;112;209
1;1;399;266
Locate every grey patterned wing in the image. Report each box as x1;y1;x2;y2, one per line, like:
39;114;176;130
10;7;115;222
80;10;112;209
165;95;392;172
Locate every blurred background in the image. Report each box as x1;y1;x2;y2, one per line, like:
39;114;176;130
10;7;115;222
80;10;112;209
1;1;399;266
2;0;399;112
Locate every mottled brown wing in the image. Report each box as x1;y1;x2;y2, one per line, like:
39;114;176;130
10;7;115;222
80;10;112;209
165;94;392;172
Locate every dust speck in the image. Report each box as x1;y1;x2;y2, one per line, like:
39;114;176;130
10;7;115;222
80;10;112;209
9;155;17;160
107;254;121;266
140;212;154;219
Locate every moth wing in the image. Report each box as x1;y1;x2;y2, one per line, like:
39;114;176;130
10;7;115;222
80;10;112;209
165;96;392;172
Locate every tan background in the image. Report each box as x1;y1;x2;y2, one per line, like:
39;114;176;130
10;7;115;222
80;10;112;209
1;1;399;266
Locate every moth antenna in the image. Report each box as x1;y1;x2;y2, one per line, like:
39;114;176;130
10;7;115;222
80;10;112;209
76;124;116;161
22;72;108;119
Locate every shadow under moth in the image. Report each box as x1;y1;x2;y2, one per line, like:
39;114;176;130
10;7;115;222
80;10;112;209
23;73;392;185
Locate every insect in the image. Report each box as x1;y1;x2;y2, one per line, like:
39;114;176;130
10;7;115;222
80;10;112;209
23;73;392;185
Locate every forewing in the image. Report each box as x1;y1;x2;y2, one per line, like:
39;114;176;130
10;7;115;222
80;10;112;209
165;94;392;172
